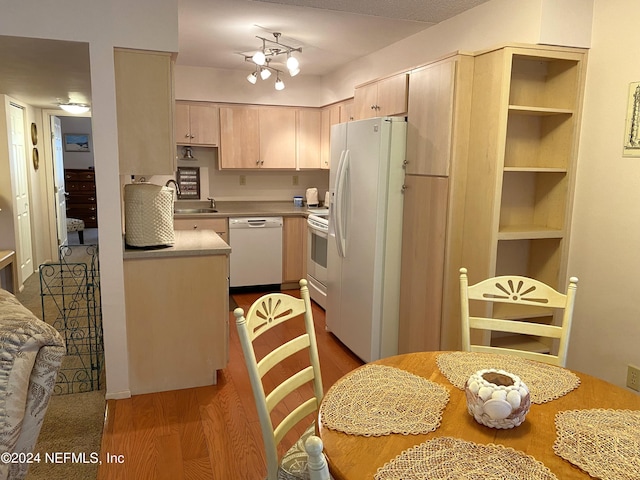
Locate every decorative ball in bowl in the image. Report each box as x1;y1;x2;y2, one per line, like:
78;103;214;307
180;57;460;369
464;369;530;429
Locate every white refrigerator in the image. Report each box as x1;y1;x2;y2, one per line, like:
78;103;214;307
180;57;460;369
326;116;406;363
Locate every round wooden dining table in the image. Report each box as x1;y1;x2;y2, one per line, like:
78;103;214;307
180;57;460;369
318;351;640;479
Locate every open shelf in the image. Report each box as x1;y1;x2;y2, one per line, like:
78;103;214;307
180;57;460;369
499;171;568;233
504;110;574;169
496;238;563;289
509;55;581;110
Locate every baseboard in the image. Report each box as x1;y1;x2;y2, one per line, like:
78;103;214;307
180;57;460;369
105;390;131;400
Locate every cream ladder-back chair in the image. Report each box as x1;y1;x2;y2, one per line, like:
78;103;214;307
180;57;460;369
234;279;331;480
459;268;578;367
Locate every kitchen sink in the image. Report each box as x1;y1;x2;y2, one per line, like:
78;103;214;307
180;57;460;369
174;208;218;214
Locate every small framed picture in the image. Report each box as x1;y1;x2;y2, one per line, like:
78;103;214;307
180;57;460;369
623;82;640;157
64;133;91;152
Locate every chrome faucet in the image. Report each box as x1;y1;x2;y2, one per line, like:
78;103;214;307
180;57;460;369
207;197;216;209
165;179;181;196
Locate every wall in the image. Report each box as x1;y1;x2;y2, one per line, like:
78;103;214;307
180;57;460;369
0;0;179;399
144;147;329;202
60;116;94;169
566;0;640;388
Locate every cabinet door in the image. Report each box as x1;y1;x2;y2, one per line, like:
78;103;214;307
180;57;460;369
259;107;296;168
398;175;449;353
175;103;191;144
189;104;219;146
115;49;175;175
282;216;307;283
297;108;321;169
377;73;409;117
340;99;354;123
320;104;341;170
407;62;455;176
353;82;378;120
219;106;260;168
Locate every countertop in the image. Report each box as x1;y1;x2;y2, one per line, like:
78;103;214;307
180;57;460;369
124;200;327;260
173;200;326;218
123;229;231;260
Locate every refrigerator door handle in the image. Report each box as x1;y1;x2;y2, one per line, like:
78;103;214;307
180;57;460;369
335;149;350;258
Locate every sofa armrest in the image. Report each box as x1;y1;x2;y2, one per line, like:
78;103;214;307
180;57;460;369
0;288;65;480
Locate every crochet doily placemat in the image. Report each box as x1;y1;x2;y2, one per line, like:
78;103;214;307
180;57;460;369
554;409;640;479
319;364;450;436
436;352;580;404
374;437;558;480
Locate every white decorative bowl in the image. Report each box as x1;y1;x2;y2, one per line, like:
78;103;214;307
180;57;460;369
464;369;531;429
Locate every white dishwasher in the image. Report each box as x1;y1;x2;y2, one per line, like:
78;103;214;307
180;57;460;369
229;217;283;287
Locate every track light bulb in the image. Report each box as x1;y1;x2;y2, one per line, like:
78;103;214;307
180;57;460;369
247;71;258;84
286;54;299;71
275;77;285;91
260;68;271;80
252;50;266;66
289;67;300;77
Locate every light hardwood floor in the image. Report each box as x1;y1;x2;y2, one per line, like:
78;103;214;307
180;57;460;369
98;289;363;480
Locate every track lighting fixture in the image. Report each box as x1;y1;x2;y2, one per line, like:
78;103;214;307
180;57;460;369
275;75;285;91
243;31;302;90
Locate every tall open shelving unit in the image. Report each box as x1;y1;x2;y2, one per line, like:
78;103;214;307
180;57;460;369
461;45;587;353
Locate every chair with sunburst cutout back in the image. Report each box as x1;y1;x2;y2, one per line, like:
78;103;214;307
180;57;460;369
234;279;331;480
459;268;578;367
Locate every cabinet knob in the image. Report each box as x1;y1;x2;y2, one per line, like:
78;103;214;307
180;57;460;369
403;159;408;166
370;105;376;110
193;225;198;229
401;184;407;192
184;133;190;138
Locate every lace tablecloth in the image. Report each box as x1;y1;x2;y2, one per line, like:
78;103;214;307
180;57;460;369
374;437;558;480
320;364;450;436
554;409;640;479
437;352;580;404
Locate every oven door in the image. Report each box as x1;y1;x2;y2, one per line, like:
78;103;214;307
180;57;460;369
307;218;328;287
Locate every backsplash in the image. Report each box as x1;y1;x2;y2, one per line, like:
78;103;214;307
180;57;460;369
140;147;330;203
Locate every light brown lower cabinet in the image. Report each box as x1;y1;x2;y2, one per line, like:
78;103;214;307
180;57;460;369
282;216;307;286
124;254;228;395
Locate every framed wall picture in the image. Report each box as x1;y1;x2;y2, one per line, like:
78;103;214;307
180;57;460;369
623;81;640;157
64;133;91;152
177;166;200;199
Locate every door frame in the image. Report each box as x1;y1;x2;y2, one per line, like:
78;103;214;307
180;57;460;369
40;110;92;259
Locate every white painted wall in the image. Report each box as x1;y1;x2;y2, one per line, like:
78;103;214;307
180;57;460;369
0;0;179;399
566;0;640;389
60;117;94;170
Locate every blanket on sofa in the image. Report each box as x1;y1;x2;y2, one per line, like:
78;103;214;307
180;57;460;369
0;288;65;480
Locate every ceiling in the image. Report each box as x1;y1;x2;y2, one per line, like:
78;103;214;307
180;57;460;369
0;0;489;109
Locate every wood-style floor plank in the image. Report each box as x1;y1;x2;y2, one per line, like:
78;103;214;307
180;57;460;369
98;291;364;479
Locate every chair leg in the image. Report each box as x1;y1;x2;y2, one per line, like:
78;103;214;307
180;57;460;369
78;231;84;244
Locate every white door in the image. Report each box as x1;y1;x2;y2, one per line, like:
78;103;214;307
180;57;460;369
9;104;33;284
51;116;67;246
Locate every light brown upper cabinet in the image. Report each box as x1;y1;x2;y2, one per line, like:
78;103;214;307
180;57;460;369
406;61;456;176
175;102;220;146
297;108;322;169
320;100;351;170
354;72;408;120
115;48;175;175
219;106;260;168
219;105;296;169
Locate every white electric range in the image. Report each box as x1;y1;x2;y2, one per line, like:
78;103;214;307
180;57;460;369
306;208;328;308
